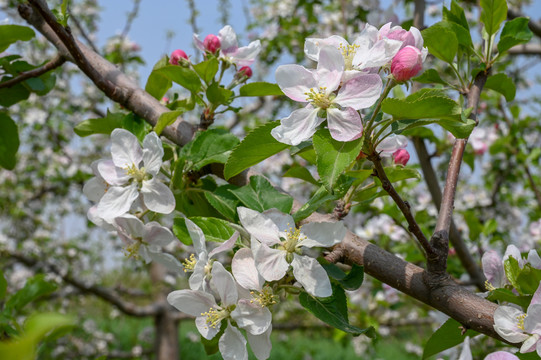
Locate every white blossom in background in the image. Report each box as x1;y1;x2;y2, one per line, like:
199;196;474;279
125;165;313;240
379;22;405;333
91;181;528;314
238;207;346;297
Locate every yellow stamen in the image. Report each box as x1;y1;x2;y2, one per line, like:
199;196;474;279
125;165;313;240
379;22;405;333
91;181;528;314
484;280;496;291
124;163;146;182
182;254;197;272
124;241;141;259
249;286;278;308
304;87;332;109
517;313;527;330
201;307;229;329
339;43;360;70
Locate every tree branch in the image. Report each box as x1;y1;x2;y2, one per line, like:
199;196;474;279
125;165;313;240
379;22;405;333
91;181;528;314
0;54;66;89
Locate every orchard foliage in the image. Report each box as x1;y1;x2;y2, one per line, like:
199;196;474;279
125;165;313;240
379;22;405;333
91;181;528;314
1;0;541;359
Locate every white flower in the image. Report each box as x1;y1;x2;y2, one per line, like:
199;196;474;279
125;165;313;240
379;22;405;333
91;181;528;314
167;262;272;360
459;336;519;360
182;219;239;291
83;160;115;230
272;45;382;145
95;129;175;220
376;134;408;157
114;214;181;273
237;207;346;297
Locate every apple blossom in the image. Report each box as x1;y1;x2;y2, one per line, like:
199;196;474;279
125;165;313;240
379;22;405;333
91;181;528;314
482;245;541;290
169;49;188;65
236;66;253;78
376;134;408;157
203;34;221;53
459;336;520;360
272;45;382;145
83;160;115;230
167;262;272;360
391;46;424;82
93;129;175;220
237;207;346;297
392;148;410;166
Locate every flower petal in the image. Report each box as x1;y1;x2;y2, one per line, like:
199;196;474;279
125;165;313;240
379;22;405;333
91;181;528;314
143;221;176;246
271;106;323;146
298;221;346;248
531;282;541;306
334;74;382;110
525;304;541;335
231;300;272;335
141;178;176;214
485;351;520;360
219;322;248;360
218;25;238;54
228;40;261;66
326;107;363;142
376;134;408;156
238;207;281;246
252;240;289;282
493;306;529;343
232;248;264;291
97;159;129;185
291;254;332;297
97;184;139;220
83;176;108;202
263;208;295;234
142;132;164;176
189;252;208;291
316;46;344;92
192;33;205;51
520;334;539;354
246;325;272;360
354;38;402;69
167;289;216;316
147;250;183;274
209;231;239;259
212;262;238;306
482;250;505;288
528;250;541;269
185;218;207;256
504;245;522;266
304;35;348;61
275;64;316;102
111;128;143;168
114;214;145;239
196;316;221;340
458;336;472;360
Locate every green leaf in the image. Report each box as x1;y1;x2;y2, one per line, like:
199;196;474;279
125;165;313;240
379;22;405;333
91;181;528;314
413;69;449;85
206;82;233;106
382;95;462;121
486;288;531;309
0;113;19;170
516;264;541;295
485;73;516;102
5;275;57;313
504;256;522;293
239;82;284;97
145;56;172;100
224;122;290;180
204;185;240;221
382;166;421;182
463;210;482;241
421;24;458;64
0;269;7;301
283;165;319;186
183;129;240;171
173;216;236;245
0;25;35;53
323;263;365;291
299;284;375;336
422;318;479;359
229;175;293;213
154;110;184;136
482;219;498;236
313;129;362;192
193;58;219;84
443;1;470;31
480;0;508;35
498;17;533;53
74;109;124;137
344;169;373;183
154;65;201;93
0;82;30;107
121;113;152;142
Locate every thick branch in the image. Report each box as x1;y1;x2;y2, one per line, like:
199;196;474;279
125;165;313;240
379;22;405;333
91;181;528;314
7;250;162;317
0;54;66;89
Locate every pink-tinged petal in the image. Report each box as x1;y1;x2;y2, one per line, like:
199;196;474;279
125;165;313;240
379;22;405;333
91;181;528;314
146;250;182;274
326;108;363;142
196;316;221;340
271;106;323;146
316;46;344;92
291;254;332;297
525;304;541;335
353;24;378;49
263;208;295;234
528;250;541;269
232;248;264;291
334;74;382;110
532;282;541;306
304;35;347;61
504;245;523;266
97;184;139;220
458;337;472;360
143;221;175;246
167;289;216;316
253;241;289;282
110;128;143;168
246;325;272;360
192;33;205;51
485;351;520;360
231;300;272;335
376;134;408;156
212;262;238;306
114;214;145;239
209;231;239;259
142;132;163;176
409;26;424;49
275;65;316;102
219;322;248;360
493;306;529;343
520;334;539;353
354;38;402;69
218;25;238;54
185;218;207;256
97;159;129;185
237;207;281;246
482;250;505;288
537;342;541;358
141;178;175;214
298;221;346;248
83;177;108;202
228;40;261;66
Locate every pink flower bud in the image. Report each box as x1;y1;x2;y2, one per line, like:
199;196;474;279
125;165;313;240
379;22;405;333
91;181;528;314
393;149;410;166
203;34;221;53
237;66;253;78
169;49;188;65
391;46;423;82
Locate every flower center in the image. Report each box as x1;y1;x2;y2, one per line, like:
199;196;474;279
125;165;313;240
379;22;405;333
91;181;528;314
250;285;278;308
182;254;197;272
124;240;142;259
517;313;527;330
125;163;147;182
201;306;231;329
339;43;359;70
304;87;333;109
282;224;305;254
484;280;496;291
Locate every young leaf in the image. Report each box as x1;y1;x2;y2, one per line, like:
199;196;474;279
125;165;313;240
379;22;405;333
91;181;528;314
0;113;19;170
382;96;462;121
313;129;362;192
145;56;172;100
204;185;240;221
0;25;35;53
193;58;219;84
154;65;201;93
480;0;508;36
382;166;421;182
206;82;233;106
154;110;184;135
413;69;449;86
224;122;290;180
74;110;125;137
323;263;365;291
421;24;458;64
498;17;533;53
422;318;479;359
229;175;293;213
484;73;516;102
486;288;531;309
239;82;284;97
184;129;240;171
283;165;319;186
0;82;30;107
173;216;236;245
5;275;57;313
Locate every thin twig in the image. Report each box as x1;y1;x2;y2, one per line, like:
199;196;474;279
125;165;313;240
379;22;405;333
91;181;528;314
0;54;66;89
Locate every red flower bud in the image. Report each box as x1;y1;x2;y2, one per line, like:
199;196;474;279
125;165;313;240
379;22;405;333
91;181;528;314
203;34;221;54
237;66;253;78
169;49;188;65
391;46;423;82
392;149;410;166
